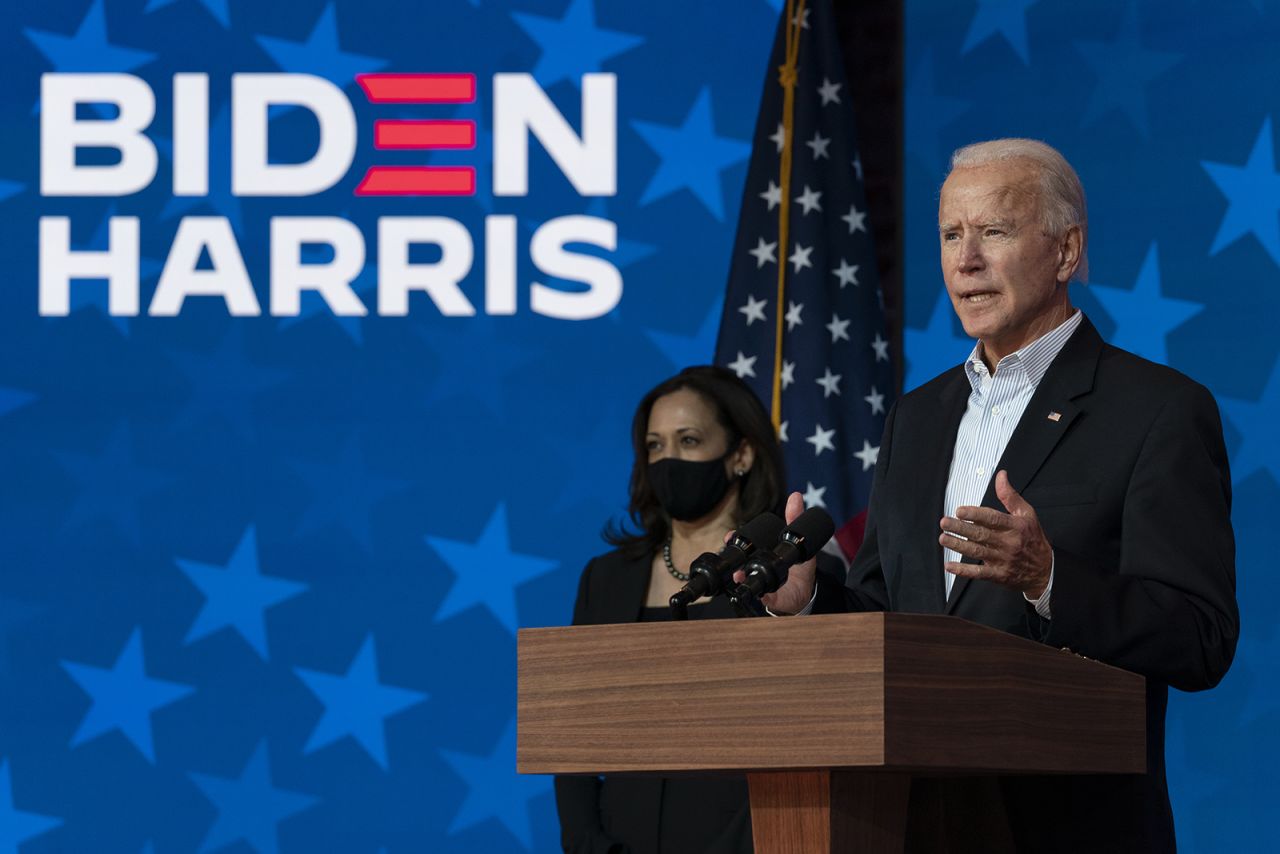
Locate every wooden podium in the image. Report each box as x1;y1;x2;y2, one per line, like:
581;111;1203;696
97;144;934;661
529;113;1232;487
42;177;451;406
517;612;1145;853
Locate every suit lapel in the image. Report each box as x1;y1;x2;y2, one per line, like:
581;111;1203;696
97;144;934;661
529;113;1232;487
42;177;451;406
944;318;1102;615
904;370;969;614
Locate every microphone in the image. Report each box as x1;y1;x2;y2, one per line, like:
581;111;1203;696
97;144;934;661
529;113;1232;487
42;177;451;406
730;507;835;602
668;512;786;616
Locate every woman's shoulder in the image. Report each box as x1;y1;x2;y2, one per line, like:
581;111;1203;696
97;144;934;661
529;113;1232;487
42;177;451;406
582;546;651;578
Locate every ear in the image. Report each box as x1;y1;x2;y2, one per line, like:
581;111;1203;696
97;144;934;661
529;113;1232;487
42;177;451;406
1056;225;1083;283
730;439;755;477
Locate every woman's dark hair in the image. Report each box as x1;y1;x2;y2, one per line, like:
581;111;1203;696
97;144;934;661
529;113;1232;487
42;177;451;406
604;365;786;559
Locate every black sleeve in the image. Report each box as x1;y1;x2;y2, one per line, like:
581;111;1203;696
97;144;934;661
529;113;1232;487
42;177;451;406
1045;383;1239;691
813;401;896;615
553;558;628;853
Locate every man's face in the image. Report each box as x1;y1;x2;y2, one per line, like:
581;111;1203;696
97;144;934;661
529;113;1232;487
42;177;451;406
938;160;1073;363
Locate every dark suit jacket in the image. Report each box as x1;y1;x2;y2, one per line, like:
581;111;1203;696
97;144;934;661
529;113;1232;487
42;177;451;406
553;548;755;854
814;317;1238;853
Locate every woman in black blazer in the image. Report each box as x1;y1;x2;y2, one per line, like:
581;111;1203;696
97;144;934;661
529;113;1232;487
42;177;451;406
555;366;831;854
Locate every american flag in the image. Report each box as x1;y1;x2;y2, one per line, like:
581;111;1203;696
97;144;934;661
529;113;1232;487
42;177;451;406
714;0;894;559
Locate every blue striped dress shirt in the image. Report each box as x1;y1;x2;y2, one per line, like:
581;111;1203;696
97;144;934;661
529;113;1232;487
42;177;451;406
944;310;1082;617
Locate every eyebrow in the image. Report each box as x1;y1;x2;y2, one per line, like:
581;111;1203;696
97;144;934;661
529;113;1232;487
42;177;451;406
646;427;701;437
938;219;1016;233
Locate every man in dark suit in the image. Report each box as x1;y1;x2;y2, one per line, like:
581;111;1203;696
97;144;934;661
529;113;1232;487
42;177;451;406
765;139;1238;852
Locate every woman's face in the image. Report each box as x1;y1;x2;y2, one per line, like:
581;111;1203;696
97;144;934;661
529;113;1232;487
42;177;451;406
645;388;752;472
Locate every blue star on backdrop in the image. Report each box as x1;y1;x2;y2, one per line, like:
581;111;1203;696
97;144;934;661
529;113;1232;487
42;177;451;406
170;326;290;440
632;87;753;221
1221;360;1280;485
0;760;61;851
255;2;389;86
442;717;552;850
24;0;156;77
54;425;172;543
145;0;230;30
645;298;723;371
1090;243;1202;363
188;741;317;854
961;0;1039;64
290;437;409;552
905;50;970;171
511;0;644;90
903;288;972;391
427;503;559;633
176;526;309;659
1202;116;1280;268
61;628;195;763
294;633;428;770
1073;1;1181;137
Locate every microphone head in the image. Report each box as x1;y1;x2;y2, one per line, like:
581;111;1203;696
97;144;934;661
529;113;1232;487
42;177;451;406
733;512;786;552
780;507;836;561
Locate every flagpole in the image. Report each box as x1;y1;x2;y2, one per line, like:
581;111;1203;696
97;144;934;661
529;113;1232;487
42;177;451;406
771;0;806;433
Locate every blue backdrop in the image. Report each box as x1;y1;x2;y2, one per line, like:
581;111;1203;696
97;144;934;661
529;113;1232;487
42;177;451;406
0;1;1274;852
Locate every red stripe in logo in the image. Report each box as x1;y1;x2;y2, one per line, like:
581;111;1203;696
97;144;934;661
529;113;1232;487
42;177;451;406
355;167;476;196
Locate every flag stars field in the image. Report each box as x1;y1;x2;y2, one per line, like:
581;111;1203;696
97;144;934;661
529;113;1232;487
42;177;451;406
854;440;880;471
739;294;768;325
816;368;842;398
786;301;805;331
827;313;851;343
789;243;814;271
749;237;778;267
807;424;837;456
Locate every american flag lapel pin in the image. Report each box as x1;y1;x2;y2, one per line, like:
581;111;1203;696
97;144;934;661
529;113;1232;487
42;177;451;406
1047;411;1062;422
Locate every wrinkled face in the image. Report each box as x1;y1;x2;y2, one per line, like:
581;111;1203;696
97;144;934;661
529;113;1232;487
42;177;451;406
938;160;1076;364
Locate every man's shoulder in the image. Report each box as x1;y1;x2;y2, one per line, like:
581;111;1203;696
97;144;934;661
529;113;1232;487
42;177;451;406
1096;341;1216;405
897;363;967;409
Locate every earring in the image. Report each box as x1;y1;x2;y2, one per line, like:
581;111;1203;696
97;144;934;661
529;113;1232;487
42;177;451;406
734;468;747;477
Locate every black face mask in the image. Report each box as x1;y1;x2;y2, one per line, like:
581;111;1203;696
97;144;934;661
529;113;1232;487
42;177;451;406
648;452;735;522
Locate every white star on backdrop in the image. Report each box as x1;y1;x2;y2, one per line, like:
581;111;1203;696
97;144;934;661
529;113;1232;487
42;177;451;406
806;132;831;160
770;122;786;153
817;78;842;106
748;237;777;268
728;351;757;378
871;333;890;361
789;243;814;272
760;181;782;209
806;424;836;456
842;204;868;234
816;368;842;398
794;185;822;215
854;440;879;471
785;301;805;331
863;386;886;415
832;259;860;288
827;313;851;343
738;294;767;325
802;482;828;508
780;360;796;389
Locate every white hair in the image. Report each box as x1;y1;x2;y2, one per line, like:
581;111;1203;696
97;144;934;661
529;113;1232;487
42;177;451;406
949;138;1089;282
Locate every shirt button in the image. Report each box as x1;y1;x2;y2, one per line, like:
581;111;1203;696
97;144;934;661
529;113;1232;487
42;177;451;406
991;405;1001;415
976;466;986;477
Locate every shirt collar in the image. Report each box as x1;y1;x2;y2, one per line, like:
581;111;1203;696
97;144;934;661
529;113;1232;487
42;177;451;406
963;310;1083;391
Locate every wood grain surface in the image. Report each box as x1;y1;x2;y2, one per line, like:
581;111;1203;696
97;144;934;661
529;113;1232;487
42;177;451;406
517;612;1144;776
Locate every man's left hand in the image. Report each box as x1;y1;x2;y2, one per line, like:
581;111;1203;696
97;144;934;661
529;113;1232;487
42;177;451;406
939;470;1052;598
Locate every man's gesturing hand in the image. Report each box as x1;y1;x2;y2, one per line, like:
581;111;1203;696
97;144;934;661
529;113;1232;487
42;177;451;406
731;492;817;615
940;470;1052;598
